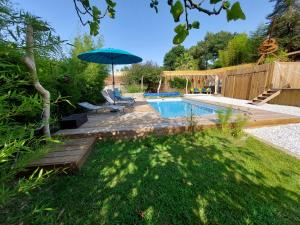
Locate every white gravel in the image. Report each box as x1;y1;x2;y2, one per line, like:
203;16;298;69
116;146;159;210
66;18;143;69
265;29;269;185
185;95;300;158
245;123;300;158
184;95;300;117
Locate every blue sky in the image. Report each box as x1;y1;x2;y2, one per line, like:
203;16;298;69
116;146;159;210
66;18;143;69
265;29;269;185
14;0;274;66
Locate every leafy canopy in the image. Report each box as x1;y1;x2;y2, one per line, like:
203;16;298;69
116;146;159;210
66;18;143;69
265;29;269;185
72;0;245;44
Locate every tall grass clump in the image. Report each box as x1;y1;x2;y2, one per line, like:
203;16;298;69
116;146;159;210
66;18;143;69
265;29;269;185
216;108;233;132
231;113;249;137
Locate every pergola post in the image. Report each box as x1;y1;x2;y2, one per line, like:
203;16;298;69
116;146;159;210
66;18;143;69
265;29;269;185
214;75;219;94
185;77;188;94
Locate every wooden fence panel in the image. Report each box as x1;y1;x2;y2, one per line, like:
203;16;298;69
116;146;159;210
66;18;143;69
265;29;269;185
221;64;273;100
269;89;300;107
272;62;300;88
233;75;251;99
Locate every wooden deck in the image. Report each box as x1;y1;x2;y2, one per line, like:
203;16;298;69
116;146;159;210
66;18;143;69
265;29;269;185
55;99;300;139
29;98;300;171
28;137;97;171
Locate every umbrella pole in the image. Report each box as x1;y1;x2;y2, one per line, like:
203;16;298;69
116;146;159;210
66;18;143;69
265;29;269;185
112;63;115;105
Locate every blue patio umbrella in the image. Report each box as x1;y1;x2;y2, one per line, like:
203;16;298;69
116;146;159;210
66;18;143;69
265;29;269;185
78;48;142;104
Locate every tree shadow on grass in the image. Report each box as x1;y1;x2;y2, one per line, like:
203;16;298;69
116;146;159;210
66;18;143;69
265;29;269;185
5;131;300;225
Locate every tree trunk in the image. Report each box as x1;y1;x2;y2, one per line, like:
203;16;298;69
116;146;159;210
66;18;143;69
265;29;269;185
157;77;162;94
214;75;219;94
185;77;189;94
141;75;144;92
23;24;51;138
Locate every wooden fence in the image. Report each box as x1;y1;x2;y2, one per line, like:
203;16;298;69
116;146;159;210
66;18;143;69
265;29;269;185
269;89;300;107
271;62;300;88
221;62;300;100
220;63;274;100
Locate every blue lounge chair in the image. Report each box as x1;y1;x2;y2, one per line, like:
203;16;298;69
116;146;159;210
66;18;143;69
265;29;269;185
194;88;200;94
114;88;135;102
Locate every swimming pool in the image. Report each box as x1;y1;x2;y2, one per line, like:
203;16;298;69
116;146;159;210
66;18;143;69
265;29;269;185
148;99;226;118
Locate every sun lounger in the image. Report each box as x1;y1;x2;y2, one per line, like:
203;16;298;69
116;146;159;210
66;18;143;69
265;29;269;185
114;88;135;102
102;90;134;106
78;102;125;113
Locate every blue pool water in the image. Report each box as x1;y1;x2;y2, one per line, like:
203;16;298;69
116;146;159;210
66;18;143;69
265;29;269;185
148;99;224;118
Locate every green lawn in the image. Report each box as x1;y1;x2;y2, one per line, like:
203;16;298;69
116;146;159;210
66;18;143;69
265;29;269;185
3;130;300;225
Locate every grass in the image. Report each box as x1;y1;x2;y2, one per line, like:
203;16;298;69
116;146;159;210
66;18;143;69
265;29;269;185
2;129;300;225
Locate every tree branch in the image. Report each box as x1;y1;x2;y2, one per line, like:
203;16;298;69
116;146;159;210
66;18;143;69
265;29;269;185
186;0;225;16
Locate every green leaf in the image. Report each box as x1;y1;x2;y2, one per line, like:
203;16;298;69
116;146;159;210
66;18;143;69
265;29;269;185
226;2;245;21
191;21;200;29
89;21;99;36
174;23;185;33
81;0;90;9
92;6;100;20
223;1;231;9
106;0;116;8
170;0;184;22
210;0;222;4
173;24;189;44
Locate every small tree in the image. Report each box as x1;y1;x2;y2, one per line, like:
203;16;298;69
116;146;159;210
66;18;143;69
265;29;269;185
218;34;251;67
163;45;186;70
122;61;162;92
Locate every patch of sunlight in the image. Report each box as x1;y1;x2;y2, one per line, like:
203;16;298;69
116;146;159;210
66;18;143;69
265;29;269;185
99;198;111;219
234;172;242;182
245;217;252;225
107;163;137;188
150;150;174;167
101;167;117;178
114;159;121;167
130;187;138;198
176;155;185;167
127;162;137;173
194;195;208;224
144;206;154;222
154;144;170;152
154;174;159;180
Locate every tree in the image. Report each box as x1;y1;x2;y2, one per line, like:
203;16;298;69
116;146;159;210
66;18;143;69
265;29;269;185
248;24;268;61
267;0;300;51
72;0;245;44
0;1;63;137
218;33;251;67
174;52;197;70
163;45;186;70
122;61;162;92
189;31;235;69
53;34;108;105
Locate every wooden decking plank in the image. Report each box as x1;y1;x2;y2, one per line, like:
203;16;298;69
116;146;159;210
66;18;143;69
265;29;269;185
27;137;96;170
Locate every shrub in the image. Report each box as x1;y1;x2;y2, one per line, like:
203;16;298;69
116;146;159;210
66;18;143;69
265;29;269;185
216;108;233;132
125;84;144;93
231;113;249;137
169;77;191;89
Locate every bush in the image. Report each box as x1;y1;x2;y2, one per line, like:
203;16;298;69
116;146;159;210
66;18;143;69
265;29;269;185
0;43;55;206
216;108;233;132
169;77;191;89
37;34;108;116
125;84;144;93
231;114;249;137
122;61;162;92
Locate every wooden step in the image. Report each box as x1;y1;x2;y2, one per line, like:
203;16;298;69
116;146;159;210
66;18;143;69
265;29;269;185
27;137;97;171
251;89;281;105
257;96;267;100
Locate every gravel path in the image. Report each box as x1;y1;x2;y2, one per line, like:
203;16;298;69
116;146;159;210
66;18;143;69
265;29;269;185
245;123;300;158
185;95;300;117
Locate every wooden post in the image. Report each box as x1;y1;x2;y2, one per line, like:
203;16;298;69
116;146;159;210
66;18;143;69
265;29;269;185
214;75;219;94
23;24;51;138
185;77;188;94
141;75;144;92
157;77;162;94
